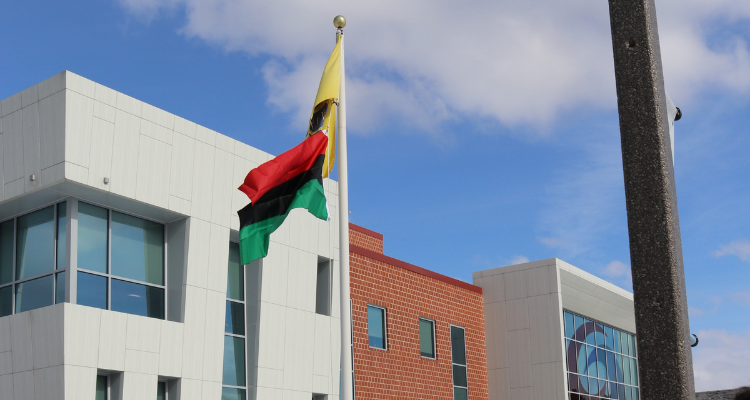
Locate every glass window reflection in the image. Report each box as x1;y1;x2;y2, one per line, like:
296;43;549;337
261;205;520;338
111;212;164;285
605;326;614;349
1;220;14;285
0;286;11;317
565;311;575;339
111;278;164;319
78;272;107;310
597;348;607;378
223;241;247;396
614;329;622;353
55;271;66;304
595;323;605;347
451;326;467;365
452;364;467;387
95;375;107;400
368;305;386;349
15;275;54;313
564;311;639;399
56;202;67;270
16;207;55;280
585;318;596;345
227;243;243;301
574;315;584;341
222;336;246;387
221;388;246;400
225;301;245;335
78;203;108;273
420;318;435;358
157;382;166;400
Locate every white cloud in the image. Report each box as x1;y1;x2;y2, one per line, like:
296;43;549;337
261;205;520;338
689;307;706;317
600;260;632;289
117;0;750;134
537;135;626;259
510;255;530;265
692;329;750;392
715;239;750;261
689;296;723;318
602;260;630;278
538;237;565;248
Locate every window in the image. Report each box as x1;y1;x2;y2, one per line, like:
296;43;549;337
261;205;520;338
0;202;67;317
419;318;436;358
563;310;640;400
76;202;165;319
451;325;468;400
95;375;108;400
315;258;331;316
223;242;247;400
367;305;387;349
157;381;167;400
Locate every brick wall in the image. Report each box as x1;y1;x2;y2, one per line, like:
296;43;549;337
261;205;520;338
350;223;384;254
349;228;488;400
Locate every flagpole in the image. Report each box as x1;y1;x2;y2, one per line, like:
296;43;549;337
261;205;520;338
334;15;354;400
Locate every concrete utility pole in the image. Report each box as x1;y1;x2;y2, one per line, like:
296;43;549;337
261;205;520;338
607;1;696;399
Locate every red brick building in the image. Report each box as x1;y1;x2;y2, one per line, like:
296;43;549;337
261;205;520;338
349;224;489;400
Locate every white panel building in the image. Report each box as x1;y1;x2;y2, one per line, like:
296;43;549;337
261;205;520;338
474;258;640;400
0;71;342;400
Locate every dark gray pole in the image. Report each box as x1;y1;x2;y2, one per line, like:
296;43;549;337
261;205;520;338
607;1;696;399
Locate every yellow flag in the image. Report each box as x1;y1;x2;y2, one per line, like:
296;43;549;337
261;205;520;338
306;36;341;178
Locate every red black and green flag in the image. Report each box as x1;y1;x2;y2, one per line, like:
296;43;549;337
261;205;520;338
237;132;330;264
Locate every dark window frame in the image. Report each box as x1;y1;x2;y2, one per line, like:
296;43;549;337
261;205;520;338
222;241;247;399
0;200;68;317
419;317;437;359
75;200;167;320
562;309;640;400
450;324;468;400
367;304;388;350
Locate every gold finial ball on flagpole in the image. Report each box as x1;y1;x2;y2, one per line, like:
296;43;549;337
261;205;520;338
333;15;346;29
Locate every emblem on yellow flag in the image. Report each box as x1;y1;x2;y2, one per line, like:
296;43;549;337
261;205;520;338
305;36;341;178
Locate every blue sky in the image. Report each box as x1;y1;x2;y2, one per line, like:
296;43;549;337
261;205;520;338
1;0;749;391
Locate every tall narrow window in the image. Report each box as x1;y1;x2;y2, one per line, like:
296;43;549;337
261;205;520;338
223;242;246;400
16;206;55;280
157;381;167;400
451;326;468;400
0;220;13;286
95;375;108;400
0;202;67;317
76;203;166;319
367;305;387;349
316;258;331;316
419;318;436;358
0;220;14;317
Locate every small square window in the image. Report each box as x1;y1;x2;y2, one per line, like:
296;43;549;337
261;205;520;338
419;318;436;358
367;305;386;349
